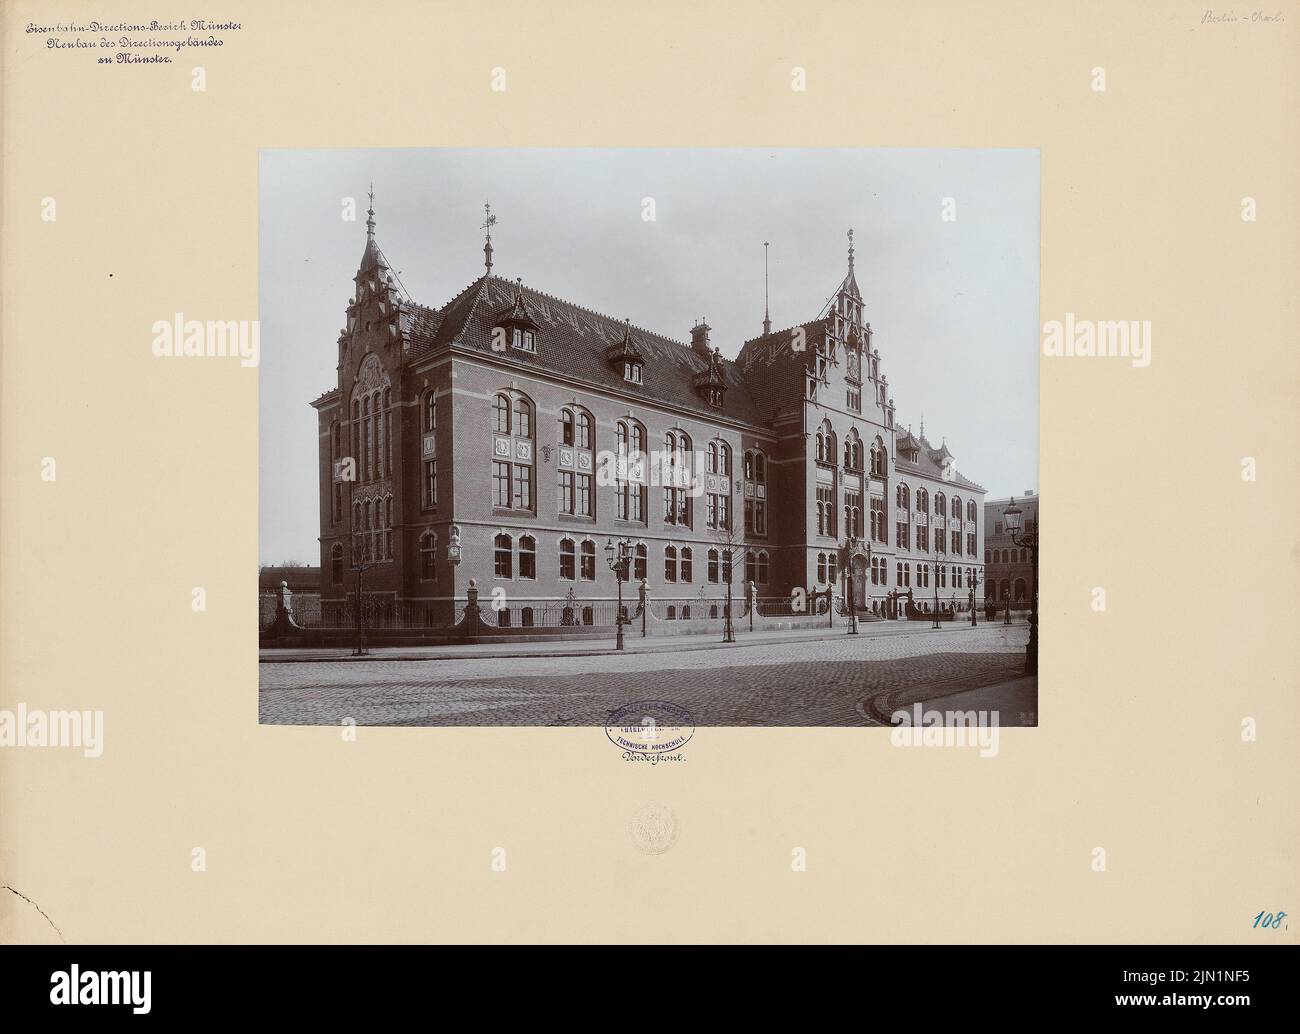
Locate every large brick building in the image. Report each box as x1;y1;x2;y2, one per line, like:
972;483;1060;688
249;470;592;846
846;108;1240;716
311;203;987;625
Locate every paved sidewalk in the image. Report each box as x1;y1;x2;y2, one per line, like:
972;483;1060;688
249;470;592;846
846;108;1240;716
260;617;1022;663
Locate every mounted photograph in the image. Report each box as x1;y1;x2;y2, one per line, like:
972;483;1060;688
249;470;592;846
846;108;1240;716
258;147;1040;729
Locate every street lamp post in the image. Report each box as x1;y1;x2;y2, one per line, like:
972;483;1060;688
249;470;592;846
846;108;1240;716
604;537;632;651
1003;497;1039;675
931;558;942;630
844;535;863;635
969;568;981;627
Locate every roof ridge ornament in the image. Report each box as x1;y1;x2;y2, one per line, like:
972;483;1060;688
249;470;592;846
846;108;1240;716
482;201;497;274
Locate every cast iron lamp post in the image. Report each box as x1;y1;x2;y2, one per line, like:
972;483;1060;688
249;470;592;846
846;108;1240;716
931;558;942;630
605;536;632;651
844;534;864;635
1003;497;1039;675
968;568;981;627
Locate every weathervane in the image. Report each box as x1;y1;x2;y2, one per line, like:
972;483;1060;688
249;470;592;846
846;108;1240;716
847;227;855;269
482;202;497;274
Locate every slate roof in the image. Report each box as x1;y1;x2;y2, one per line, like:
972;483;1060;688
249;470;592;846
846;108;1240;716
735;318;828;424
894;427;986;493
409;275;770;427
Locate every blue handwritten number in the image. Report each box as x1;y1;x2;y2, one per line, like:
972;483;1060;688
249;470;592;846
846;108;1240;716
1253;910;1286;929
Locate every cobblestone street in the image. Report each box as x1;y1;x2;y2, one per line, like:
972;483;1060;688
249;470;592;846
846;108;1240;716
260;622;1036;727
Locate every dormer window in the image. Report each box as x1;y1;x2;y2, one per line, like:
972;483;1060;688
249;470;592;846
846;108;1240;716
495;280;541;357
708;387;723;407
607;318;646;386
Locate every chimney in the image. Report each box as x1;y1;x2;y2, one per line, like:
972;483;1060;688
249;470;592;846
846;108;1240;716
690;318;712;358
1025;489;1035;496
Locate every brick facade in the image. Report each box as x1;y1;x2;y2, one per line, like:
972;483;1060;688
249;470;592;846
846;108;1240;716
313;209;988;623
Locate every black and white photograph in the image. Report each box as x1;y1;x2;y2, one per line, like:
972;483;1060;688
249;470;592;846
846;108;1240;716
258;148;1040;730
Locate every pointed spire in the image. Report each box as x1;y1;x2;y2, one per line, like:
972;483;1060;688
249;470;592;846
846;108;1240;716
481;201;497;275
762;241;772;336
847;227;855;271
366;183;376;240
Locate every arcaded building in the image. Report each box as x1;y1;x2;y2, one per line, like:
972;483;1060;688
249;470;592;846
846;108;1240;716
311;203;986;625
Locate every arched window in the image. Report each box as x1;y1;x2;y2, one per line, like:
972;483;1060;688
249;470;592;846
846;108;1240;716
952;495;962;518
579;540;596;581
494;533;513;578
755;452;766;483
817;553;827;583
561;409;574;446
843;430;859;469
757;550;770;584
719;443;731;477
423;392;436;432
665;544;678;583
559;538;576;580
577;411;592;449
967;499;977;522
918;488;928;514
419;532;436;581
513;397;532;438
707;548;720;583
721;549;733;583
872;437;887;476
985;548;992;563
680;546;693;583
663;430;692;527
744;451;754;480
519;535;536;579
707;441;718;474
935;492;946;519
331;543;344;584
634;543;647;581
745;551;756;584
492;391;535;512
615;420;646;522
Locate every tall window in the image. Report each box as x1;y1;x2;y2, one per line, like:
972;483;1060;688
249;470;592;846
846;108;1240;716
870;497;885;543
817;485;836;537
917;524;929;552
844;490;863;540
579;540;596;581
518;535;536;579
634;543;647;581
664;545;678;583
815;421;836;465
559;538;576;580
615;421;646;523
492;392;535;512
818;553;827;583
423;457;437;508
423;392;436;433
951;529;962;555
843;431;862;470
707;548;720;583
419;533;436;580
896;520;910;549
897;483;909;509
952;495;962;519
917;488;928;514
663;431;691;527
745;450;768;535
680;547;693;583
871;437;887;477
331;544;343;584
967;499;977;523
494;533;512;578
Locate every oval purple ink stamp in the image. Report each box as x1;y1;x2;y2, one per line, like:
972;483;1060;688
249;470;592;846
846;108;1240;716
605;700;694;755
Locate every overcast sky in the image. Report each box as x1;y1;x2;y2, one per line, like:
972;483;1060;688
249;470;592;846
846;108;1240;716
260;148;1039;565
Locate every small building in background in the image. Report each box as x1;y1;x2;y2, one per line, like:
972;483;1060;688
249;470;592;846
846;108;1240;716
983;493;1038;604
